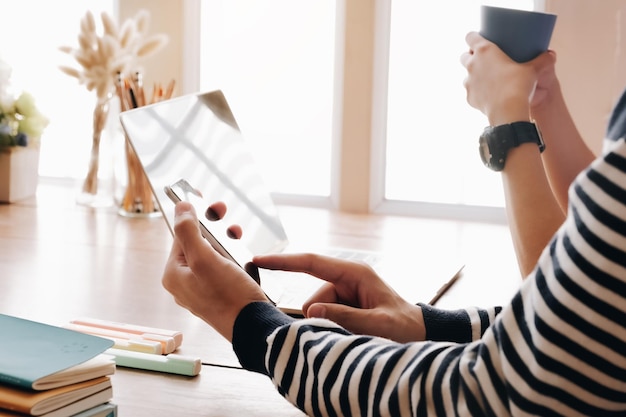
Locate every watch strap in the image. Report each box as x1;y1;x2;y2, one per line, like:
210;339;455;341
494;121;545;153
480;121;545;171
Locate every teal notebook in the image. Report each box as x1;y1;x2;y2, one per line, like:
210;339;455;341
0;314;114;390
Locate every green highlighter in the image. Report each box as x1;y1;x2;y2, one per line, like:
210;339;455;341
106;348;201;376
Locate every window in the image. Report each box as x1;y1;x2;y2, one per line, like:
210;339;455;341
383;0;533;210
196;0;533;220
198;0;336;199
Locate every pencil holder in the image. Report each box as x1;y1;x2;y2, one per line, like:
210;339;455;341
117;136;160;218
114;73;175;218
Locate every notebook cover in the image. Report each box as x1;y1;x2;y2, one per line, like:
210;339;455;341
30;354;116;391
0;377;111;416
0;314;114;390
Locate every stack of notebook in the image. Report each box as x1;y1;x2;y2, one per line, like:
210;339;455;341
0;314;117;417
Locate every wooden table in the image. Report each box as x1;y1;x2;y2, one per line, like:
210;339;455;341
0;181;520;416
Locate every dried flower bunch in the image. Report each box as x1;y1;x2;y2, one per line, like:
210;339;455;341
0;57;49;148
58;9;169;102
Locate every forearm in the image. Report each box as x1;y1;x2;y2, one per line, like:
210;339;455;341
232;301;502;372
532;81;596;211
501;143;565;277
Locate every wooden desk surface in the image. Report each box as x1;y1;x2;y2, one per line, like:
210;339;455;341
0;181;520;416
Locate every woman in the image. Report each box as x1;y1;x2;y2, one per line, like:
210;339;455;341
161;32;626;416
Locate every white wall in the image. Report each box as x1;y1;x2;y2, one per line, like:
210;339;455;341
547;0;626;154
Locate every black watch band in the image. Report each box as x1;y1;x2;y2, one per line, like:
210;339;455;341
479;121;545;171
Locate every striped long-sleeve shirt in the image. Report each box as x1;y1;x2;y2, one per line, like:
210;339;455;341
232;99;626;416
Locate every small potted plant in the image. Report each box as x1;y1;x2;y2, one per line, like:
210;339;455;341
0;57;49;203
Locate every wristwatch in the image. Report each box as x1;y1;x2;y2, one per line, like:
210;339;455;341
479;121;545;171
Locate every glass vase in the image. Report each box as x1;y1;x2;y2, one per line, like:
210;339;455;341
76;95;115;208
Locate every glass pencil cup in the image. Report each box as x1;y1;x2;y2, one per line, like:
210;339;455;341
117;136;160;218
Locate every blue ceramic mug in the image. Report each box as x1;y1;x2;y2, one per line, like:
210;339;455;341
480;5;557;63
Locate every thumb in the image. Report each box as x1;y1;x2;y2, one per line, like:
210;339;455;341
306;303;370;332
173;202;208;257
532;49;556;71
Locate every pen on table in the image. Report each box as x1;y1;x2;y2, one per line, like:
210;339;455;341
428;265;465;306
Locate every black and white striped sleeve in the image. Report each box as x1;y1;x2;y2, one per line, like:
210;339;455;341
419;303;502;342
233;138;626;416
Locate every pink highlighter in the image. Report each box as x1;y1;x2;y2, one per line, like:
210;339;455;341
69;317;183;354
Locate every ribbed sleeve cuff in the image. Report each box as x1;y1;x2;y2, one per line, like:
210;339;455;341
418;303;472;343
232;302;295;375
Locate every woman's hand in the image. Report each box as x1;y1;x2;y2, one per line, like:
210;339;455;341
253;253;426;343
529;49;558;114
460;31;554;125
161;201;270;342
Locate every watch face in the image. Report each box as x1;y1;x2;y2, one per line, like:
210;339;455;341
479;135;492;167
